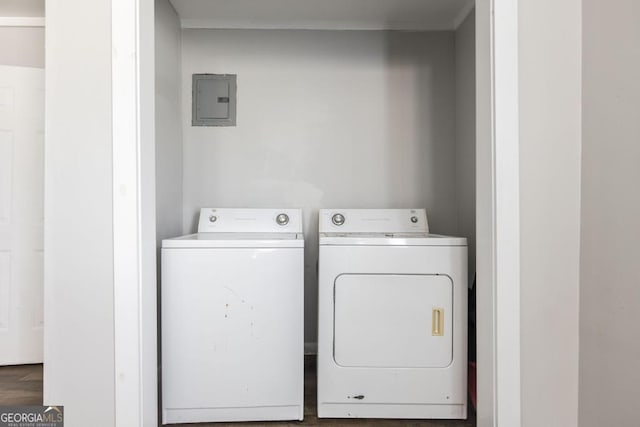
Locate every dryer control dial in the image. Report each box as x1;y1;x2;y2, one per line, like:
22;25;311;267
276;213;289;226
209;215;217;223
410;216;419;223
332;213;345;226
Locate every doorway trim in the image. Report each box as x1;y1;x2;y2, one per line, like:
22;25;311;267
476;0;522;426
108;0;522;425
112;0;157;425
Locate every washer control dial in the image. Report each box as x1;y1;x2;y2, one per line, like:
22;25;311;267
410;216;419;223
276;213;289;226
209;215;217;223
332;213;346;226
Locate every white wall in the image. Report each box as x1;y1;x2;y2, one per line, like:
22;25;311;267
455;10;475;286
518;0;582;425
579;1;640;425
0;27;44;68
181;29;457;345
44;0;115;424
155;2;182;247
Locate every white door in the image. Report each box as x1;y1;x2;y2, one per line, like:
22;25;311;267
0;65;44;365
334;274;453;368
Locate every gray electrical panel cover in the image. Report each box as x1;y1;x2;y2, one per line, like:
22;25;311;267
192;74;237;126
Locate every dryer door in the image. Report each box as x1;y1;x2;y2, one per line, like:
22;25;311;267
334;274;452;368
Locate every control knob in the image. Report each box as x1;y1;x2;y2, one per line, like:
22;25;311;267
276;213;289;226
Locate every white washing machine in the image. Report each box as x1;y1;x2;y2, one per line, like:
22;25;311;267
317;209;467;420
161;208;304;424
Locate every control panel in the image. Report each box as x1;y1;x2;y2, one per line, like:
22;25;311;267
319;209;428;234
197;208;303;233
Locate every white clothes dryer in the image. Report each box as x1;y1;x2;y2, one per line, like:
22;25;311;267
161;208;304;424
317;209;467;419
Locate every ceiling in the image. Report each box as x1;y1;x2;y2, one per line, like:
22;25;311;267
170;0;475;31
0;0;44;17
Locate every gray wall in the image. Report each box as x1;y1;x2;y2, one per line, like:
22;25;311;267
155;0;183;245
155;0;182;405
0;27;44;68
180;29;458;346
519;0;582;425
455;10;475;286
0;0;44;68
0;0;44;17
43;0;115;424
579;0;640;425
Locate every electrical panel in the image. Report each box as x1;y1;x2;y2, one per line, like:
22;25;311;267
192;74;237;126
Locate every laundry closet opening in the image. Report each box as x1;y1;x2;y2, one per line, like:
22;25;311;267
155;0;477;421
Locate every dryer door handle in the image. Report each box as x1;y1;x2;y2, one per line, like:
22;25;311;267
432;308;444;336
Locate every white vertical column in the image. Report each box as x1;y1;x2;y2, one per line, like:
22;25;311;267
44;0;116;424
519;0;581;425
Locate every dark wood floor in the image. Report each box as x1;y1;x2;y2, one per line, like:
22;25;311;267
0;363;43;406
0;358;475;426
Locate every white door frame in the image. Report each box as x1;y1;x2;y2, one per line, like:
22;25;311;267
109;0;522;425
476;0;521;426
111;0;157;425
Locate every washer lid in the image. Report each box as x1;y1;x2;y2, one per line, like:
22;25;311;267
163;232;304;248
319;232;466;246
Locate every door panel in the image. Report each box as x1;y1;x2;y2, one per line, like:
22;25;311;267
0;252;10;330
0;129;12;226
0;66;44;365
334;274;453;368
